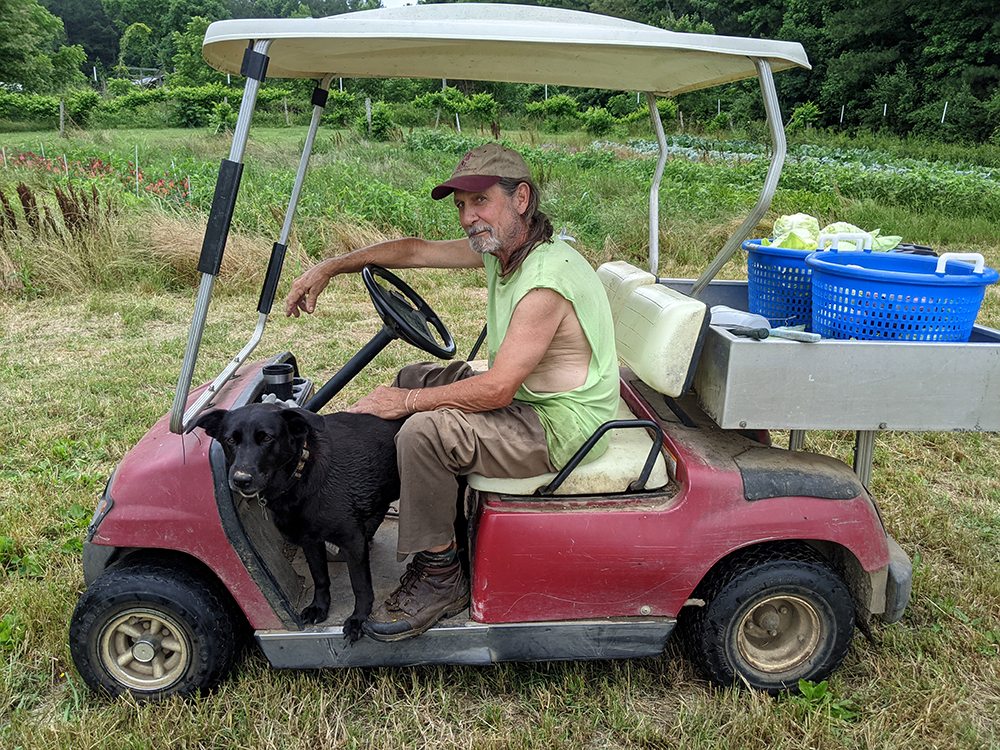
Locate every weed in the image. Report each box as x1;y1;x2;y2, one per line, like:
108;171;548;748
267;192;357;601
0;612;23;651
0;537;43;579
786;680;859;723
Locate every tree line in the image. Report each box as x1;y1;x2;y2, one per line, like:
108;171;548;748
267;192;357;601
2;0;998;144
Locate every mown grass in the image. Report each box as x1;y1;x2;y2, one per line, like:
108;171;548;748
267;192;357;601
2;126;1000;749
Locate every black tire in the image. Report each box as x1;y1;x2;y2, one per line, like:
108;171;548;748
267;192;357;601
682;546;855;693
69;561;242;701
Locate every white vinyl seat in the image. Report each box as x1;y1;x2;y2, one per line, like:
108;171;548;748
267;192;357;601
466;398;668;495
614;281;708;398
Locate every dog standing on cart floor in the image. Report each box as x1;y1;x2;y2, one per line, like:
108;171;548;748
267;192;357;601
192;403;402;643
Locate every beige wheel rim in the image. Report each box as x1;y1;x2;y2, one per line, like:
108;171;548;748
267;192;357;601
737;594;822;674
98;607;191;691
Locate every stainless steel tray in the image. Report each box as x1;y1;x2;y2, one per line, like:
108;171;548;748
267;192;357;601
663;279;1000;432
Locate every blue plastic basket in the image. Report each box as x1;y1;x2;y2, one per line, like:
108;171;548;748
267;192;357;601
805;250;999;341
744;239;812;329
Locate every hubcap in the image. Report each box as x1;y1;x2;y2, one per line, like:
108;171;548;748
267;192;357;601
98;607;191;691
737;594;822;674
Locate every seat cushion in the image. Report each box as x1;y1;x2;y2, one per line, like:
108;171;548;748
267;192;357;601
614;283;707;398
466;398;668;496
597;260;656;319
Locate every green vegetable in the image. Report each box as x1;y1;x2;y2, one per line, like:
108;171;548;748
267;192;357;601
762;214;903;251
820;222;902;251
768;213;820;250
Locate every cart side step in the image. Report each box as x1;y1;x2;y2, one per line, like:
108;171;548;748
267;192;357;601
256;617;675;669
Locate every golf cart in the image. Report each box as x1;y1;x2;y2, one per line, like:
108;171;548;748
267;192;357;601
70;3;970;701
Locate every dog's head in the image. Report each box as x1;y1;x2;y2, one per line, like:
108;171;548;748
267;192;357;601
190;403;325;497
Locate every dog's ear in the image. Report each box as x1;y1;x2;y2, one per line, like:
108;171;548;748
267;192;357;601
280;407;325;439
188;409;227;437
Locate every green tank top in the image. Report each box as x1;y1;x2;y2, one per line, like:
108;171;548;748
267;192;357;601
484;238;619;469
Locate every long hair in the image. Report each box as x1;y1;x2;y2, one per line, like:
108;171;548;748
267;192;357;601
496;177;553;277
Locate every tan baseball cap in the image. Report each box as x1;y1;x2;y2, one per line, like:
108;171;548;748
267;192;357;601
431;143;531;200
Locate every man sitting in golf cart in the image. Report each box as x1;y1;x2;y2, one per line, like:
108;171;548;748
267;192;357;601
284;144;619;641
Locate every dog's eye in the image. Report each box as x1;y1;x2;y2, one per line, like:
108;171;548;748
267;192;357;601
261;435;272;443
226;437;237;444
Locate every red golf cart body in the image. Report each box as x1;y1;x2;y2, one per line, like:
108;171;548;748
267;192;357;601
70;4;926;699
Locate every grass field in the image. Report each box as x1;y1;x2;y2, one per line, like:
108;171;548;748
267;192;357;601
1;126;999;749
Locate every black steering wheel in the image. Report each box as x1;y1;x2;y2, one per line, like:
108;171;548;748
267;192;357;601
362;265;456;360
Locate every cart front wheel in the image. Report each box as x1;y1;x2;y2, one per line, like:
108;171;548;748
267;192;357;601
683;548;855;693
69;560;241;701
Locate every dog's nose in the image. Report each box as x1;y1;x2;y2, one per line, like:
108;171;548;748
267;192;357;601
231;471;255;491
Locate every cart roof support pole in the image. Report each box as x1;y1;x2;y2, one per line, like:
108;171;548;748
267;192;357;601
172;69;335;434
645;92;668;277
690;59;786;299
278;73;335;247
170;40;273;434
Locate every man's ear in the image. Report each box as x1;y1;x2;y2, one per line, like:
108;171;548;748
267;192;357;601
514;181;531;216
189;409;227;437
280;408;325;439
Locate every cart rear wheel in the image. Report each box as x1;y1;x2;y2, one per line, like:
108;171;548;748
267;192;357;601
683;546;855;693
69;561;241;701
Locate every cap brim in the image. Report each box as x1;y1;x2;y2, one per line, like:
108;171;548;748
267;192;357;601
430;174;502;201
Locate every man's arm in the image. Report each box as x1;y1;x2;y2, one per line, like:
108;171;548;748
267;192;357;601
284;236;483;317
347;288;573;418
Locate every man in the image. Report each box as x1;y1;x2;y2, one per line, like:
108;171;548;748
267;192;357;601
284;143;618;641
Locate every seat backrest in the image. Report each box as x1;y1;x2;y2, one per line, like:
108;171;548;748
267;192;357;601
597;260;656;319
608;268;709;398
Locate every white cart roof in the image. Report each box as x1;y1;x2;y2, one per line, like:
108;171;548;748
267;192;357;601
202;4;810;96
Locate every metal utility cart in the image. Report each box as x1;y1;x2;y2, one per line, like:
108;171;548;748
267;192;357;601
668;279;1000;486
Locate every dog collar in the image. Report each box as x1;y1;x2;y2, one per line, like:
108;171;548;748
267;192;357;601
292;441;310;480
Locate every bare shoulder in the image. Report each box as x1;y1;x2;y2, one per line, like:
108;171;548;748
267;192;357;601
514;286;573;317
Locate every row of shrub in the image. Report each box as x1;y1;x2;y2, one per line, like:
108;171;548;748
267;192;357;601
0;83;685;138
0;85;295;130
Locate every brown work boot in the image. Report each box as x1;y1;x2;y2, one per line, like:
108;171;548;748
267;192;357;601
363;549;470;642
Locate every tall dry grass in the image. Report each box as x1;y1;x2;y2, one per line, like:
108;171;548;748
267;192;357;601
0;181;155;294
150;210;399;290
0;176;404;299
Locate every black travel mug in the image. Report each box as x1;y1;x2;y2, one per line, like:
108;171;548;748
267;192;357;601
262;363;294;401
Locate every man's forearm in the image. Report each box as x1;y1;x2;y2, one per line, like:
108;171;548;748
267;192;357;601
347;370;519;420
409;371;518;414
320;237;425;276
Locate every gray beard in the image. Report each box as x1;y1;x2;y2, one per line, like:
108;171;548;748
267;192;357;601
467;224;503;255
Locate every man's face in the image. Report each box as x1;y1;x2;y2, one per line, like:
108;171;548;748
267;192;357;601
453;183;528;256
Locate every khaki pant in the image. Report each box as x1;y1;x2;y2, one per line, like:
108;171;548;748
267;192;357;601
392;361;556;558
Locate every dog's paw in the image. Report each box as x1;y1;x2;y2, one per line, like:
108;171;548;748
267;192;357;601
301;603;329;625
343;617;364;644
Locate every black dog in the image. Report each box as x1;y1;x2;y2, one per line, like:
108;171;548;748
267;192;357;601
191;403;402;642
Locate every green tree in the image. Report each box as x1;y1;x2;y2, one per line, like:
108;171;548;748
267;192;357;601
0;0;87;91
102;0;169;67
42;0;119;68
160;0;230;60
170;15;227;86
466;92;498;131
413;86;469;125
117;21;152;72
